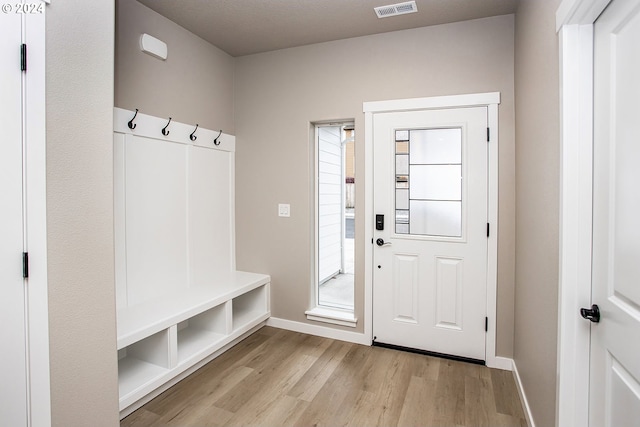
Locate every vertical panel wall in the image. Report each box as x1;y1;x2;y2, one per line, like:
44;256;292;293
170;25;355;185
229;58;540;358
189;146;234;283
125;136;188;305
114;126;236;309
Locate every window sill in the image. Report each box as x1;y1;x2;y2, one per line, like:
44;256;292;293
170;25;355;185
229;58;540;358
305;307;357;328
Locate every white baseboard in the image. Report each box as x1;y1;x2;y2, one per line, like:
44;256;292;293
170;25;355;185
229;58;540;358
512;359;536;427
266;317;370;346
487;355;514;371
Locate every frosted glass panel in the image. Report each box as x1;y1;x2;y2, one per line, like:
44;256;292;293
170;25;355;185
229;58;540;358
396;189;409;210
410;128;461;164
396;154;409;175
396;223;409;234
396;209;409;224
395;130;409;141
410;165;461;200
409;201;461;237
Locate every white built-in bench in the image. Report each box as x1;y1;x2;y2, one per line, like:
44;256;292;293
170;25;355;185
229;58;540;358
113;109;270;417
116;272;269;412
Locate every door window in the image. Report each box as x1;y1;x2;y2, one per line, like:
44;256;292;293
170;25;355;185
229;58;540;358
395;128;462;237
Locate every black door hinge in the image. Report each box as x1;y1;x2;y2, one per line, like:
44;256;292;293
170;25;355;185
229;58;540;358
486;223;490;237
487;127;490;142
21;44;27;72
23;252;29;279
485;317;488;332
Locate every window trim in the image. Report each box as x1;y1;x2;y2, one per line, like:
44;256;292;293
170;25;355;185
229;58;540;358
309;121;357;326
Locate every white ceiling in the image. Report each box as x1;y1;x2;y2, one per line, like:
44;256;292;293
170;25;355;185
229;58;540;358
136;0;518;57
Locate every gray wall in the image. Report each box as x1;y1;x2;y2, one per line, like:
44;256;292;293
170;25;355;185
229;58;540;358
234;15;517;354
513;0;562;426
46;0;119;425
115;0;235;133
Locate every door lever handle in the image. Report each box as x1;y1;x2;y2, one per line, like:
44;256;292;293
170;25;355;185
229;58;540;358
580;304;600;323
376;238;391;247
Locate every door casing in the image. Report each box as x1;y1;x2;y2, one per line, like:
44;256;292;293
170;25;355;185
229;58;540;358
363;92;502;368
556;0;613;426
0;4;52;425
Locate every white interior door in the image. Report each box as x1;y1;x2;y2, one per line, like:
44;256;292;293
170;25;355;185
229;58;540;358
372;107;488;361
0;11;28;427
590;0;640;424
318;126;343;284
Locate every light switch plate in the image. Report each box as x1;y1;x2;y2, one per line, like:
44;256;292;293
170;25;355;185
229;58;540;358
278;204;290;217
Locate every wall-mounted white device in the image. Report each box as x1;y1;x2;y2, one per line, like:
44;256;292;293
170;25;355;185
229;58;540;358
278;204;291;217
140;33;167;60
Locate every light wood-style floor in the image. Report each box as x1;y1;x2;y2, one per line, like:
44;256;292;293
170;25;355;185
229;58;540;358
121;327;527;427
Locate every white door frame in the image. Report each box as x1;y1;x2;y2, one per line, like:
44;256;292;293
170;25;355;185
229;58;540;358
555;0;611;426
24;5;51;426
363;92;502;367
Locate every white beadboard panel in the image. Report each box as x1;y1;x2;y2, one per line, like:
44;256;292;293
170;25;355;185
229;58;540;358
125;134;189;306
115;109;240;309
114;133;128;310
188;146;234;285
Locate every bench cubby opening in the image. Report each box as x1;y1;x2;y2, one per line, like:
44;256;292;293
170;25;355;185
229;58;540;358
118;329;172;407
232;285;269;332
176;302;229;366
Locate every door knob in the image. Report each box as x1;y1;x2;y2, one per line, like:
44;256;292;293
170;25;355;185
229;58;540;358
376;238;391;247
580;304;600;323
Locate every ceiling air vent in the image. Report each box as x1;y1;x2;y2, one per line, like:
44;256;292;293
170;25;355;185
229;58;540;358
374;1;418;19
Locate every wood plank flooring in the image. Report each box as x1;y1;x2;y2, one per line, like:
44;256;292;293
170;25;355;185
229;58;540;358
121;327;527;427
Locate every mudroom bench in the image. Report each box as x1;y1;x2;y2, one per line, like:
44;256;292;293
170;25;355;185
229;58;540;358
113;108;270;417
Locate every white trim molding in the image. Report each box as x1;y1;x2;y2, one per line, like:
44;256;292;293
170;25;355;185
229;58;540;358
513;359;536;427
556;0;611;30
363;92;500;113
363;92;502;368
267;317;370;346
113;108;235;152
555;0;611;426
24;9;51;426
305;306;358;328
491;356;514;372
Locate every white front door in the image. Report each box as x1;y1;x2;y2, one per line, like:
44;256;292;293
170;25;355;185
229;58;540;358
589;0;640;424
372;107;488;361
0;10;28;427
